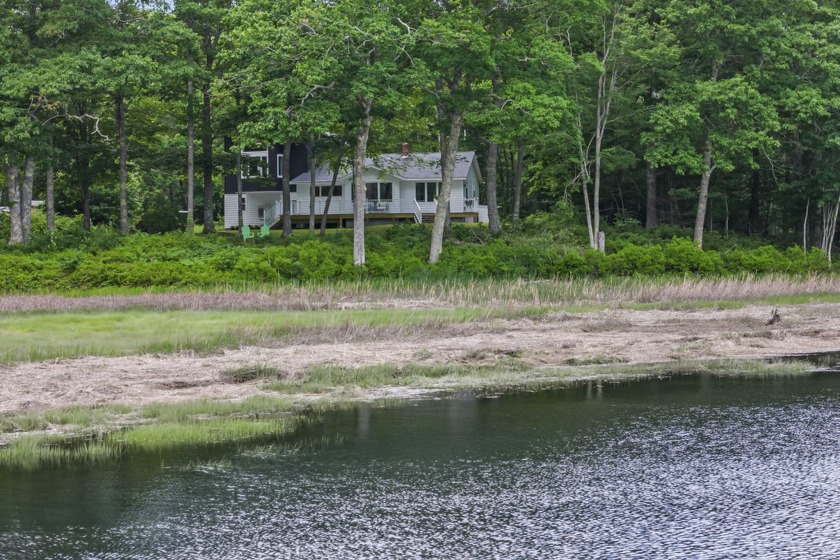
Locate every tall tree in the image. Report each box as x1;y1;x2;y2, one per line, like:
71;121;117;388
643;0;781;247
176;0;231;234
414;0;496;263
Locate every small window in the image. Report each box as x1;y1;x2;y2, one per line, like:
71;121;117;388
418;182;439;201
366;183;377;200
315;185;343;197
240;196;246;211
257;207;265;220
380;182;393;202
366;182;392;202
276;154;283;179
242;150;269;178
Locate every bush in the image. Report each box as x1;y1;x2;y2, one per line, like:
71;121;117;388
606;244;665;276
663;237;723;274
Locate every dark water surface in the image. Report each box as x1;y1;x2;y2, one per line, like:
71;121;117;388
2;372;840;559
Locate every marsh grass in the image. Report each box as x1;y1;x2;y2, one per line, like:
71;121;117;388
0;306;541;365
0;404;134;434
0;357;816;470
140;395;295;421
0;395;304;470
265;357;817;396
223;365;285;383
4;275;840;314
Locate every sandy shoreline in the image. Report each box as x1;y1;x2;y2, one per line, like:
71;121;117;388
2;302;839;417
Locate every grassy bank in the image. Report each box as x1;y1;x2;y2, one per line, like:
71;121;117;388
0;358;815;470
0;305;547;364
4;274;840;313
2;274;840;365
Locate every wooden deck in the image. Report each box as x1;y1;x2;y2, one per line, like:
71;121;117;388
284;212;481;228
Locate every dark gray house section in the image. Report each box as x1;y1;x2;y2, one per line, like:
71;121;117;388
223;143;309;194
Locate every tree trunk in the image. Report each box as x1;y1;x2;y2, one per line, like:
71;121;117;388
201;82;214;234
581;173;595;247
694;141;715;248
186;78;195;235
116;95;129;234
46;163;55;233
20;156;34;243
748;148;761;235
645;162;657;229
282;140;292;236
320;161;341;236
512;138;524;223
577;119;595;248
593;112;603;241
803;199;809;252
308;133;316;232
6;166;23;245
235;148;243;230
353;98;373;266
429;110;464;264
486;141;501;233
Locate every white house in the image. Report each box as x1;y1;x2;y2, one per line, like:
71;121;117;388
223;146;488;229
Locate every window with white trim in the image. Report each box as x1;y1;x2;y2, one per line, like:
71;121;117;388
365;182;393;202
415;182;440;202
315;185;342;197
241;150;269;179
276;154;284;179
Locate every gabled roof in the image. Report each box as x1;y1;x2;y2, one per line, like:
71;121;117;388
291;151;477;184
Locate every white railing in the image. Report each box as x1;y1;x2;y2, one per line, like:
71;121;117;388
413;199;422;223
263;200;283;226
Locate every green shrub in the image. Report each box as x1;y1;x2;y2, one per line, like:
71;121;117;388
606;244;665;276
663;237;723;274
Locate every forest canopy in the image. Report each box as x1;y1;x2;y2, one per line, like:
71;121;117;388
2;0;839;258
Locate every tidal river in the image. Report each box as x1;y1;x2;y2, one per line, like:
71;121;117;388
2;370;839;559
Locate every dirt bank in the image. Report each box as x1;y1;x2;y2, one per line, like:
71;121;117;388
2;302;839;416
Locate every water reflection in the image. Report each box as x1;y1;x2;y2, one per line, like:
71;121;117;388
2;373;839;559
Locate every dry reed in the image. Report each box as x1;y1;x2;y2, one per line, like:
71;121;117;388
2;275;838;314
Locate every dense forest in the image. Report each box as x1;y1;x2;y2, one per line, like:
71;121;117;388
2;0;840;261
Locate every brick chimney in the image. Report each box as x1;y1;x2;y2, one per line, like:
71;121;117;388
401;142;409;157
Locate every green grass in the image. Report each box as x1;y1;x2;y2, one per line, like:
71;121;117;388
263;357;816;395
0;404;133;434
0;306;545;364
0;395;303;470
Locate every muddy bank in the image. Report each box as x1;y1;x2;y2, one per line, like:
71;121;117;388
2;302;839;417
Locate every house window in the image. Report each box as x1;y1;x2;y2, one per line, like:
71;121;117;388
276;154;283;179
415;182;440;202
315;185;342;197
380;182;392;202
242;150;269;178
257;207;265;220
240;196;246;211
366;182;393;202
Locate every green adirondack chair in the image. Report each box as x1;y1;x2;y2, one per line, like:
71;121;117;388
240;225;255;242
259;224;271;239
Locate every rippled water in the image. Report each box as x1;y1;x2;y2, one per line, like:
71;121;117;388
2;372;840;559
